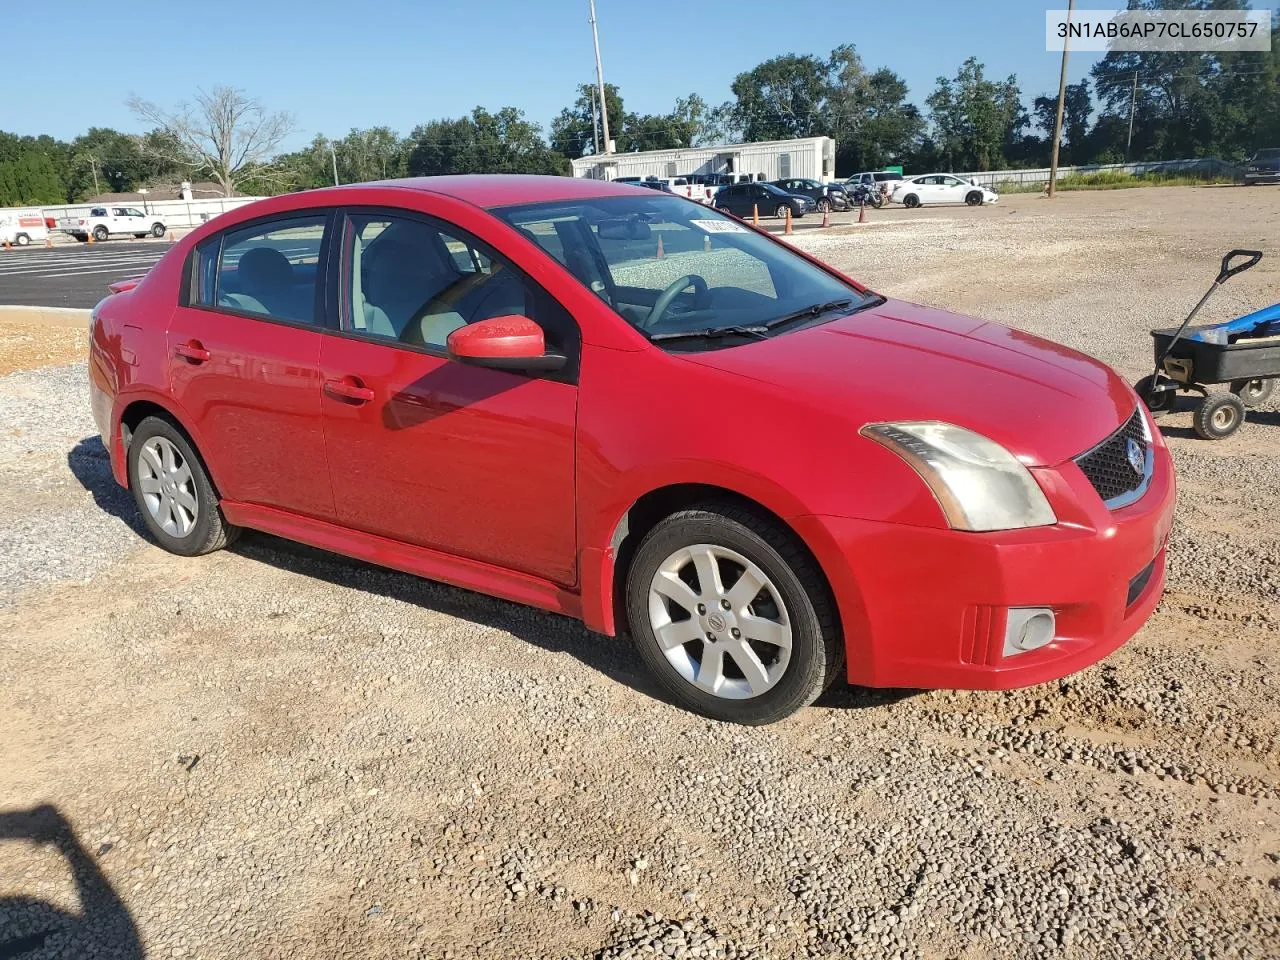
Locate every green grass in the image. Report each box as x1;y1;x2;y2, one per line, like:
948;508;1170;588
991;170;1237;194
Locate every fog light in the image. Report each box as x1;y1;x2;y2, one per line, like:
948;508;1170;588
1003;607;1056;657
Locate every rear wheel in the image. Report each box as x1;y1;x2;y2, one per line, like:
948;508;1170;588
127;416;240;556
903;194;920;209
151;222;166;238
1193;393;1245;440
92;226;108;242
134;233;147;239
15;233;30;246
625;503;842;725
1230;378;1275;407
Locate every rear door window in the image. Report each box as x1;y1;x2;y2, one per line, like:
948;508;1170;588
194;215;330;325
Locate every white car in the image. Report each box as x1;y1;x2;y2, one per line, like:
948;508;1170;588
0;210;49;246
891;174;998;208
58;206;167;242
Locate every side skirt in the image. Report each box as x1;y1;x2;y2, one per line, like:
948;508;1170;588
220;501;583;620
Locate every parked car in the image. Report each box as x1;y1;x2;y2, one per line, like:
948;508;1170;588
1244;148;1280;185
770;178;850;213
891;174;999;208
59;206;167;242
651;177;712;204
638;179;676;194
713;182;815;219
687;173;762;199
88;175;1174;725
845;170;905;190
0;209;49;246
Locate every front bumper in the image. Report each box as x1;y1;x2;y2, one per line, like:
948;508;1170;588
792;443;1176;690
1244;171;1280;184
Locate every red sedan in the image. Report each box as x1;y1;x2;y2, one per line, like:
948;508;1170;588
88;175;1175;725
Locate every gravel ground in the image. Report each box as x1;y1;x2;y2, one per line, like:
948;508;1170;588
1;186;1278;960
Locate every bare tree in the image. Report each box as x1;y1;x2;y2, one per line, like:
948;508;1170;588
127;86;294;197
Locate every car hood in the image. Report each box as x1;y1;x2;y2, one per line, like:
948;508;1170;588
682;298;1136;467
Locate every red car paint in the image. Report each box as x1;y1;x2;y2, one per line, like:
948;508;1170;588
88;176;1175;691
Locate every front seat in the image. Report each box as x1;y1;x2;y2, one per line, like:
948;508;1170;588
236;247;306;322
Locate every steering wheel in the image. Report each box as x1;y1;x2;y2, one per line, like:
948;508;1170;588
644;275;708;330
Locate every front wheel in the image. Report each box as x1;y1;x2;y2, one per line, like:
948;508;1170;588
1230;378;1275;407
774;204;790;220
965;191;984;206
817;198;830;213
127;416;240;556
151;223;166;238
14;233;30;246
1134;374;1176;415
1193;393;1245;440
902;194;920;209
92;226;108;242
625;503;842;725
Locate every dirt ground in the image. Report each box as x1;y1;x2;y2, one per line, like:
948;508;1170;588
1;185;1278;960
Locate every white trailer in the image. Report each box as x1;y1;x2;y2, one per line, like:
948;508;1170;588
571;137;837;184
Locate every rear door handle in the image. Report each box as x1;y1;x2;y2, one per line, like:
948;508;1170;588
324;376;375;404
175;340;210;363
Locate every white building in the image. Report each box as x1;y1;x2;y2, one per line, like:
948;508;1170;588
570;136;837;183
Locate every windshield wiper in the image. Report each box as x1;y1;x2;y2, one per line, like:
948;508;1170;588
762;298;857;330
649;324;769;342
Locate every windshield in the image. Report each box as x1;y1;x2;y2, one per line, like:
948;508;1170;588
492;195;874;349
1254;148;1280;161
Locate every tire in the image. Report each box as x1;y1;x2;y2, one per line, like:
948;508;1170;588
817;198;830;213
965;191;983;206
774;204;790;220
1193;393;1245;440
15;233;30;246
134;233;147;239
151;223;165;238
903;194;920;208
1230;377;1275;407
92;226;108;242
1134;374;1176;415
127;416;240;556
624;502;843;725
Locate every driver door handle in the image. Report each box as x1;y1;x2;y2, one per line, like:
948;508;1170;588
324;376;375;404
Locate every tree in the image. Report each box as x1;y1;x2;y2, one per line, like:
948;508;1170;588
407;107;567;177
0;133;66;205
836;67;924;173
729;54;831;141
1031;81;1092;165
550;83;626;158
926;57;1026;171
128;86;294;196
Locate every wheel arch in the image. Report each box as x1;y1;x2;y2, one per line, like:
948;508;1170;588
588;482;839;640
116;397;225;496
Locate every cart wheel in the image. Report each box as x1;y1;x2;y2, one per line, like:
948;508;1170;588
1229;378;1275;408
1134;375;1176;415
1194;393;1246;440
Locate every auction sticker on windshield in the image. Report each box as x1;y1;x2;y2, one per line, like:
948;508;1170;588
689;219;750;234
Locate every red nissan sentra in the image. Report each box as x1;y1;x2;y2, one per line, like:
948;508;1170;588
88;176;1175;724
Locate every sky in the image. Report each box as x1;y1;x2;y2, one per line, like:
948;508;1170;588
2;0;1278;150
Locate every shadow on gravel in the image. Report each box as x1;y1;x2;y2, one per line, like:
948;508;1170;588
66;437;147;537
0;804;143;960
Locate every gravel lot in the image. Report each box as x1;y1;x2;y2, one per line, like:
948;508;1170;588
1;186;1278;960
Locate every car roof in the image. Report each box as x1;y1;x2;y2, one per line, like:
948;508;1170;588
332;174;644;209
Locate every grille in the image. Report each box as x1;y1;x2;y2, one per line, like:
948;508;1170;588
1074;407;1149;505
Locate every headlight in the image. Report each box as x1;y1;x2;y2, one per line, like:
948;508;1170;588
861;421;1057;531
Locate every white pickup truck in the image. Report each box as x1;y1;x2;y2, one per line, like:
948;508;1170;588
58;206;167;242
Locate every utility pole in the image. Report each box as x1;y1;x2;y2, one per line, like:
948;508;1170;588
1047;0;1074;197
588;0;612;154
1125;71;1139;162
328;141;340;186
590;85;601;155
88;155;99;196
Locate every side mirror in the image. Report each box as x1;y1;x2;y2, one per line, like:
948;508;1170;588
446;315;565;373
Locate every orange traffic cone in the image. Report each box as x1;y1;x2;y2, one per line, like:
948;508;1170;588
752;204;759;226
2;240;11;251
858;202;867;224
656;234;664;259
45;236;53;248
821;207;830;228
87;232;94;244
784;207;793;235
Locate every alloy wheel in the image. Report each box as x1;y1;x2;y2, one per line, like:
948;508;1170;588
647;543;792;699
136;436;199;537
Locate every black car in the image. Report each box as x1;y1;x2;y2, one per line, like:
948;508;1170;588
638;179;676;194
769;178;850;212
1244;148;1280;185
712;182;814;219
